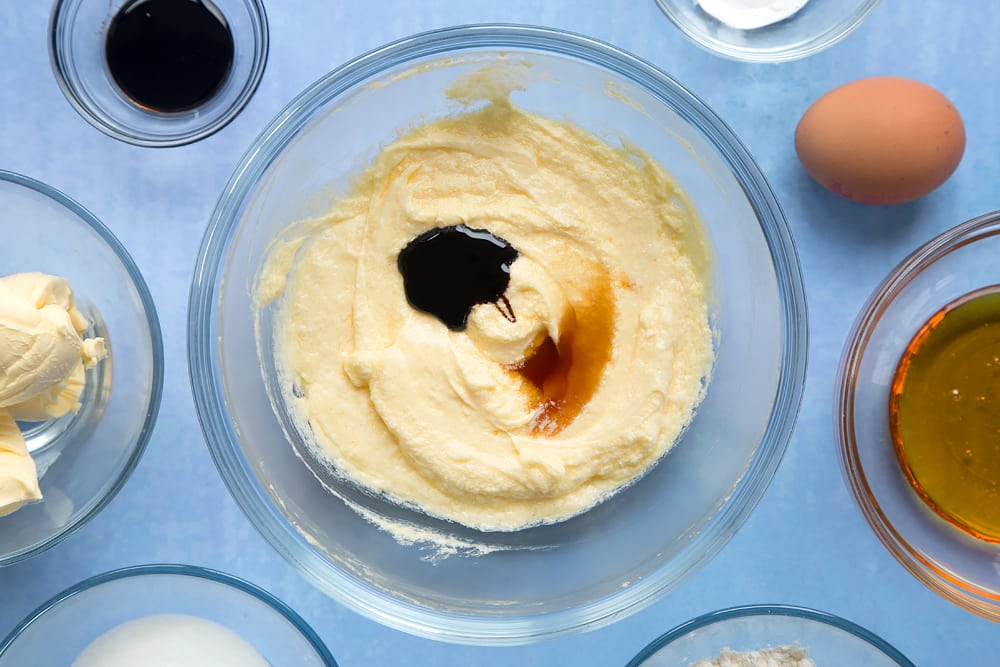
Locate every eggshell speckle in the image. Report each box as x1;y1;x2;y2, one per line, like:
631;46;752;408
795;77;965;205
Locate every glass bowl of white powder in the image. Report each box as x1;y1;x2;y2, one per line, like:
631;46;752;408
0;564;337;666
654;0;881;62
189;24;808;644
627;605;914;666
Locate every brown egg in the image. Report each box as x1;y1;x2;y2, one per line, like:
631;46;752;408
795;77;965;205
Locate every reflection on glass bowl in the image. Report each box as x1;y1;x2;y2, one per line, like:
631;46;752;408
0;171;162;566
189;24;807;644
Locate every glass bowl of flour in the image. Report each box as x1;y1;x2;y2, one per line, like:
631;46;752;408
0;564;336;666
627;605;914;666
654;0;881;62
189;24;808;644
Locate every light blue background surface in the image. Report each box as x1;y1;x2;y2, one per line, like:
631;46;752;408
0;1;996;664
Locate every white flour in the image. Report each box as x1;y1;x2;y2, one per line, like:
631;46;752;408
690;645;815;667
695;0;810;30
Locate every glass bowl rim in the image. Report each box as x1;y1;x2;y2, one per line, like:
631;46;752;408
0;169;164;567
653;0;882;63
0;563;338;665
835;210;1000;620
188;22;808;644
626;603;916;666
48;0;270;148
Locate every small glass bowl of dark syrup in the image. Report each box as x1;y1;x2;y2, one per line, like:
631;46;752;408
50;0;268;147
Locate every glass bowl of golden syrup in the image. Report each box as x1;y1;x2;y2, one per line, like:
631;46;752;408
836;210;1000;622
50;0;268;147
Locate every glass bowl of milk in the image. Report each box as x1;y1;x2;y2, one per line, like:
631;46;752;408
0;564;336;666
654;0;881;62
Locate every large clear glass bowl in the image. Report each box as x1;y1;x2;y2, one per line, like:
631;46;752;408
0;564;336;665
189;24;807;644
627;605;914;666
836;211;1000;621
0;170;162;566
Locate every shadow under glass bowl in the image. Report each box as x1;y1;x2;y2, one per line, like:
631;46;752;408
49;0;269;147
189;23;808;645
836;211;1000;622
654;0;880;63
0;170;163;566
627;604;914;666
0;564;337;665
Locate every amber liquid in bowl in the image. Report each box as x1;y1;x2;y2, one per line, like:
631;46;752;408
889;285;1000;542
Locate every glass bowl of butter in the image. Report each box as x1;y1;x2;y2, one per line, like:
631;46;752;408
0;170;162;566
654;0;881;62
836;211;1000;622
189;24;807;644
0;564;336;665
627;605;914;666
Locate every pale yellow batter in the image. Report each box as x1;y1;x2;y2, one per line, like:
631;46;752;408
258;94;714;531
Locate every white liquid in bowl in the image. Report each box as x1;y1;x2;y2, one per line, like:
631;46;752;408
72;613;269;667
